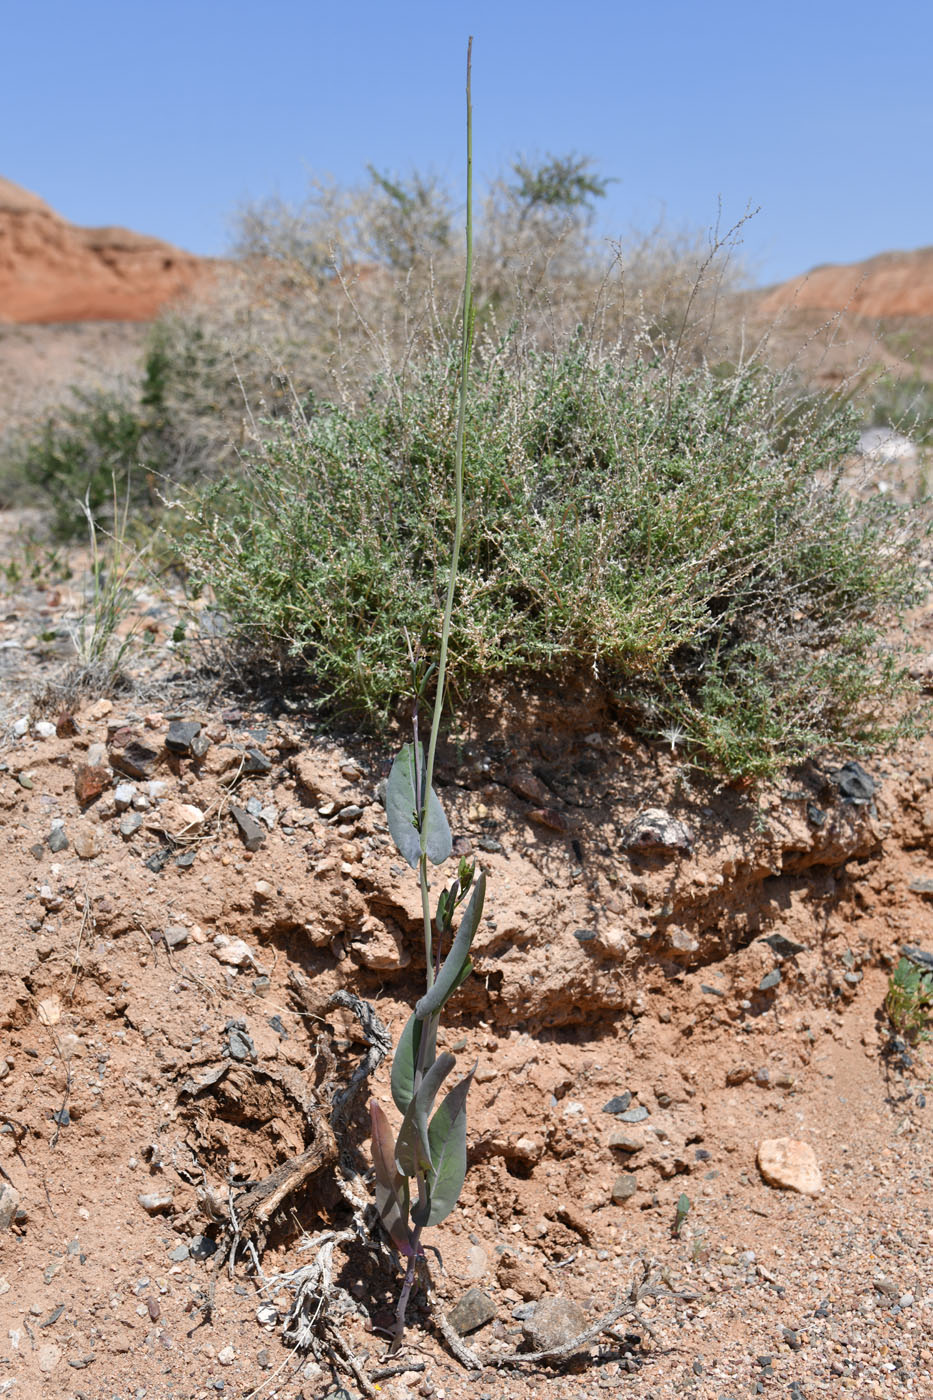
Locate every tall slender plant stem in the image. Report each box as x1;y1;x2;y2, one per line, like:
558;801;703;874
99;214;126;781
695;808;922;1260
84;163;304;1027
417;38;474;992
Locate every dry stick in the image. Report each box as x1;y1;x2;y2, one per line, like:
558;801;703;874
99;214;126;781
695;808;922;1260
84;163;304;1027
491;1291;633;1368
326;1330;378;1400
371;1361;427;1380
491;1262;694;1370
67;888;93;1001
46;1029;73;1152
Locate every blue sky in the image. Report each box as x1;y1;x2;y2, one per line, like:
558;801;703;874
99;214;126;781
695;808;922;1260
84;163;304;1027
3;0;930;286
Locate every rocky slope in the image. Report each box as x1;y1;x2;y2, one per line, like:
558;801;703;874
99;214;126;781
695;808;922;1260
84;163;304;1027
0;176;212;323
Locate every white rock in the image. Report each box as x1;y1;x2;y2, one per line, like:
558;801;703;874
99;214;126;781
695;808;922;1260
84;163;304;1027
35;721;56;739
212;935;255;968
114;782;137;810
12;717;29;737
757;1137;823;1195
37;1343;61;1374
217;1345;235;1365
138;1189;174;1214
466;1244;489;1279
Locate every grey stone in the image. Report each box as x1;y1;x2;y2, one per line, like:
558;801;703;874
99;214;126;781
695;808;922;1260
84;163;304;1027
190;732;211;760
902;944;933;970
620;1105;649;1123
759;969;782;992
833;760;876;805
608;1130;645;1153
446;1286;497;1335
168;1243;190;1261
164;925;189;949
522;1295;588;1352
120;811;144;838
226;1020;255;1061
243;747;272;775
621;807;693;857
231;805;265;852
47;823;68;853
189;1234;217;1260
611;1173;638;1204
0;1181;20;1230
111;740;159;780
759;932;807;958
338;804;364;822
602;1093;632;1115
166;720;202;753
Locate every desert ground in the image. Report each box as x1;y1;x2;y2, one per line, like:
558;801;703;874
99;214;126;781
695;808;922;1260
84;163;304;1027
2;182;933;1400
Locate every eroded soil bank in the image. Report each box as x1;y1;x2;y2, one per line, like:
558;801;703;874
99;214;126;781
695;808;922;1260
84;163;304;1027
1;636;932;1399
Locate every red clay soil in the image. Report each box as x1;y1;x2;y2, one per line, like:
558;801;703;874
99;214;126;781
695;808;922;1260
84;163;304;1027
0;177;213;324
0;529;932;1399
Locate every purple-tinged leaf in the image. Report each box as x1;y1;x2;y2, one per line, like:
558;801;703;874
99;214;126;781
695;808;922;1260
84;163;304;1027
370;1099;412;1254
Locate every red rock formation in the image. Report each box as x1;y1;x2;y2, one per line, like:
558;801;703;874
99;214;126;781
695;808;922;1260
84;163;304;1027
0;176;213;323
758;246;933;320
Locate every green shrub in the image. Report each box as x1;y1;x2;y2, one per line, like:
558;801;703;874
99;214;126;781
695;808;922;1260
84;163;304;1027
5;388;152;537
184;340;923;777
0;324;232;539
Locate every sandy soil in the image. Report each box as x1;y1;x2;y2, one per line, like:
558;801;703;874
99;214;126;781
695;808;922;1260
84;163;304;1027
1;519;932;1400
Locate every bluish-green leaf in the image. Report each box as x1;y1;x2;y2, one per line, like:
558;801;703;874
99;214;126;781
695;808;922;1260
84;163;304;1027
390;1010;438;1114
395;1052;455;1177
415;871;485;1020
386;742;452;868
424;1066;475;1226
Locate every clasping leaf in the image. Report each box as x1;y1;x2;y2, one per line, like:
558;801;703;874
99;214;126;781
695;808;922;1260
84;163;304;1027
386;742;452;868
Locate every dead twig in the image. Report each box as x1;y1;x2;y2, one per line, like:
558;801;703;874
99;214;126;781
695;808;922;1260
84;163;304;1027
67;888;93;1001
490;1259;679;1369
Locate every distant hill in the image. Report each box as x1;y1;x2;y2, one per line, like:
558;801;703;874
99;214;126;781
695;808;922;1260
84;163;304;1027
0;176;213;323
758;246;933;320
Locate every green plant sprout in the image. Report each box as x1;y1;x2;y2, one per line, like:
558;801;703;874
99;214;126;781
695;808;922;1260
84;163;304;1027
885;957;933;1044
369;39;482;1349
